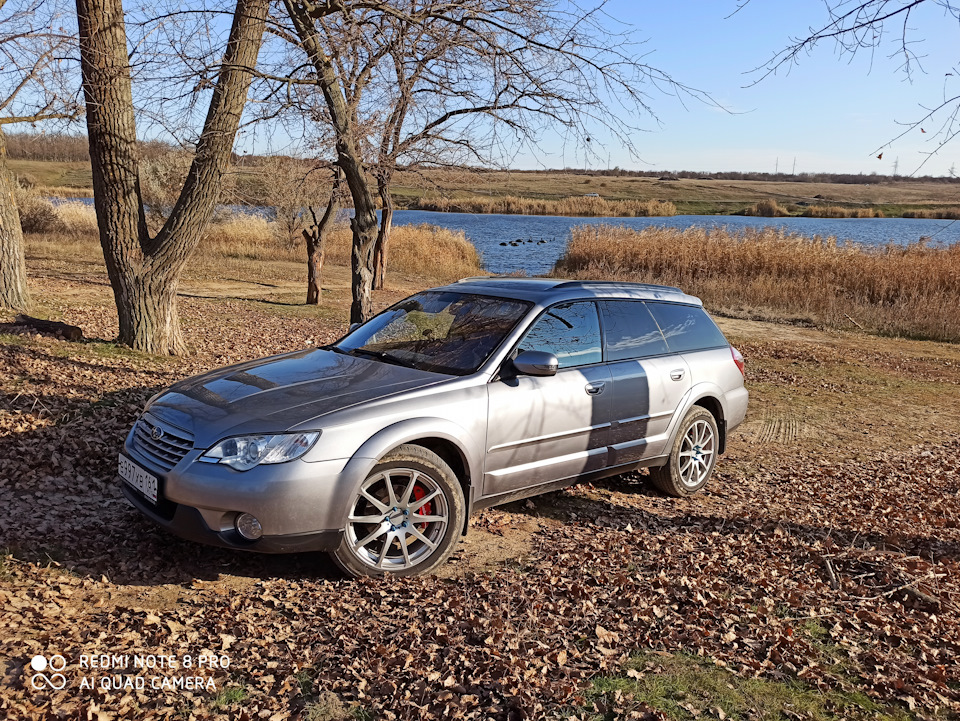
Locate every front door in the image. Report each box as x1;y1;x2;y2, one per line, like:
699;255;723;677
483;301;612;498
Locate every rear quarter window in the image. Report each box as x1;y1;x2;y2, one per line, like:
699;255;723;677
645;302;728;353
599;300;669;361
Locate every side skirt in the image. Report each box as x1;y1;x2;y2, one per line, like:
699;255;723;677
469;455;669;514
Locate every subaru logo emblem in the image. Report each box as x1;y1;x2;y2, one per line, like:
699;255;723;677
151;426;164;441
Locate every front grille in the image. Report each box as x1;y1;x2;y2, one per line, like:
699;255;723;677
132;415;193;472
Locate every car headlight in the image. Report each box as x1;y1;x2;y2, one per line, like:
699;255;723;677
199;432;320;471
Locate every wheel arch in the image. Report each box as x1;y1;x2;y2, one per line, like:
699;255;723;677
335;418;480;529
666;384;727;456
692;395;726;454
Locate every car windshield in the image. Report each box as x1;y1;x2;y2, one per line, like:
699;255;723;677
335;291;532;375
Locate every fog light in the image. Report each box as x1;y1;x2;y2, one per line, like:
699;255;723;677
235;513;263;540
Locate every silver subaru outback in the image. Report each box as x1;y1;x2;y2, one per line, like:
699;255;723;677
120;278;748;577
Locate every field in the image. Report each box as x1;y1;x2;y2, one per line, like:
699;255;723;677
11;158;960;216
1;215;959;719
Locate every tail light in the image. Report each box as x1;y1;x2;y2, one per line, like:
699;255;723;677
731;345;745;376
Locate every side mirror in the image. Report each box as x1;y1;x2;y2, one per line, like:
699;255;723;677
348;322;361;332
512;350;559;377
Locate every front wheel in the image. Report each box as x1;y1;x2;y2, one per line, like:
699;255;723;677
331;444;465;577
649;406;719;497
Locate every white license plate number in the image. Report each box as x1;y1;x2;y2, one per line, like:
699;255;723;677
119;454;158;503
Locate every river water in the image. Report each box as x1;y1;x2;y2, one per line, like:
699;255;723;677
388;210;960;275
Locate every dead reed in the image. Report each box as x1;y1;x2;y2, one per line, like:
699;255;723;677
554;224;960;342
801;206;885;218
901;208;960;220
741;199;791;217
412;195;677;217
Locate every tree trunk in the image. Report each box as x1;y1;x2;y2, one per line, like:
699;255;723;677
75;0;268;354
285;0;380;324
305;230;323;305
0;128;29;312
373;175;393;291
304;173;341;305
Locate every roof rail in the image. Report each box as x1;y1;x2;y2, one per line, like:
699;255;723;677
552;280;683;293
454;276;551;282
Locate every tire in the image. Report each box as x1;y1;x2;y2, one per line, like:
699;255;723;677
331;444;465;578
649;406;719;497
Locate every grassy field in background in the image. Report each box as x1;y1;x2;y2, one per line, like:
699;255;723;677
11;158;960;216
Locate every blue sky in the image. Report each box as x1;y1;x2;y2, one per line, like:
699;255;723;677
513;0;960;176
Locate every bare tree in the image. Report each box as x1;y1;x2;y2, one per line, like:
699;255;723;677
282;0;381;323
277;0;708;322
303;167;341;304
75;0;268;353
759;0;960;171
0;0;81;312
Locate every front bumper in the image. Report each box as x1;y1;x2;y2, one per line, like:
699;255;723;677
122;483;343;553
120;422;363;553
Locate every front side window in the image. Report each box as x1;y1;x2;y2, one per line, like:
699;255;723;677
646;302;728;353
599;301;669;361
518;302;602;368
337;291;532;375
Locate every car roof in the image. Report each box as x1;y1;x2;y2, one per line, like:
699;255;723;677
434;276;702;306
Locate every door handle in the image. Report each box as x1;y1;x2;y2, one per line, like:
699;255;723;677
670;369;685;381
585;382;605;395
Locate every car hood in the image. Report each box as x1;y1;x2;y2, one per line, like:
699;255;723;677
145;348;448;447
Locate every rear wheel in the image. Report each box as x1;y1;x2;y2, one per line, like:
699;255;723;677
331;444;465;577
649;406;718;497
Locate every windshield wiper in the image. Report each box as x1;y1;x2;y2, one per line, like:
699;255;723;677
322;344;350;355
349;348;418;369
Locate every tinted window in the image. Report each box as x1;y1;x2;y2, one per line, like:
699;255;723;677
519;302;602;368
337;291;531;375
599;301;669;361
646;302;728;353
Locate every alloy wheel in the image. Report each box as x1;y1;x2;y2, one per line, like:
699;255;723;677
344;468;449;571
678;419;716;488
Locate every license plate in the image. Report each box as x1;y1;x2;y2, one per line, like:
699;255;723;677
119;454;158;503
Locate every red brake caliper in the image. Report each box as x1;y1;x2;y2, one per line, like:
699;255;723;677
412;483;432;531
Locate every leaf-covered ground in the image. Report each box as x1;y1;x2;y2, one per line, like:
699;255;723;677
1;276;959;721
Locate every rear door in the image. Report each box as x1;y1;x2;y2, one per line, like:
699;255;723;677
483;301;612;497
599;300;692;463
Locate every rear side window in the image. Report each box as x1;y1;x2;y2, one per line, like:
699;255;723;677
646;302;728;353
599;301;669;361
519;301;602;368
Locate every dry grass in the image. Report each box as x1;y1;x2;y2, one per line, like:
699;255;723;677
198;212;481;282
412;194;676;217
801;205;885;218
741;199;791;217
25;207;482;286
53;201;101;235
554;224;960;342
901;208;960;219
743;201;884;218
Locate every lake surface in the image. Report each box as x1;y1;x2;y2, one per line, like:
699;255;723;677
389;210;960;275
